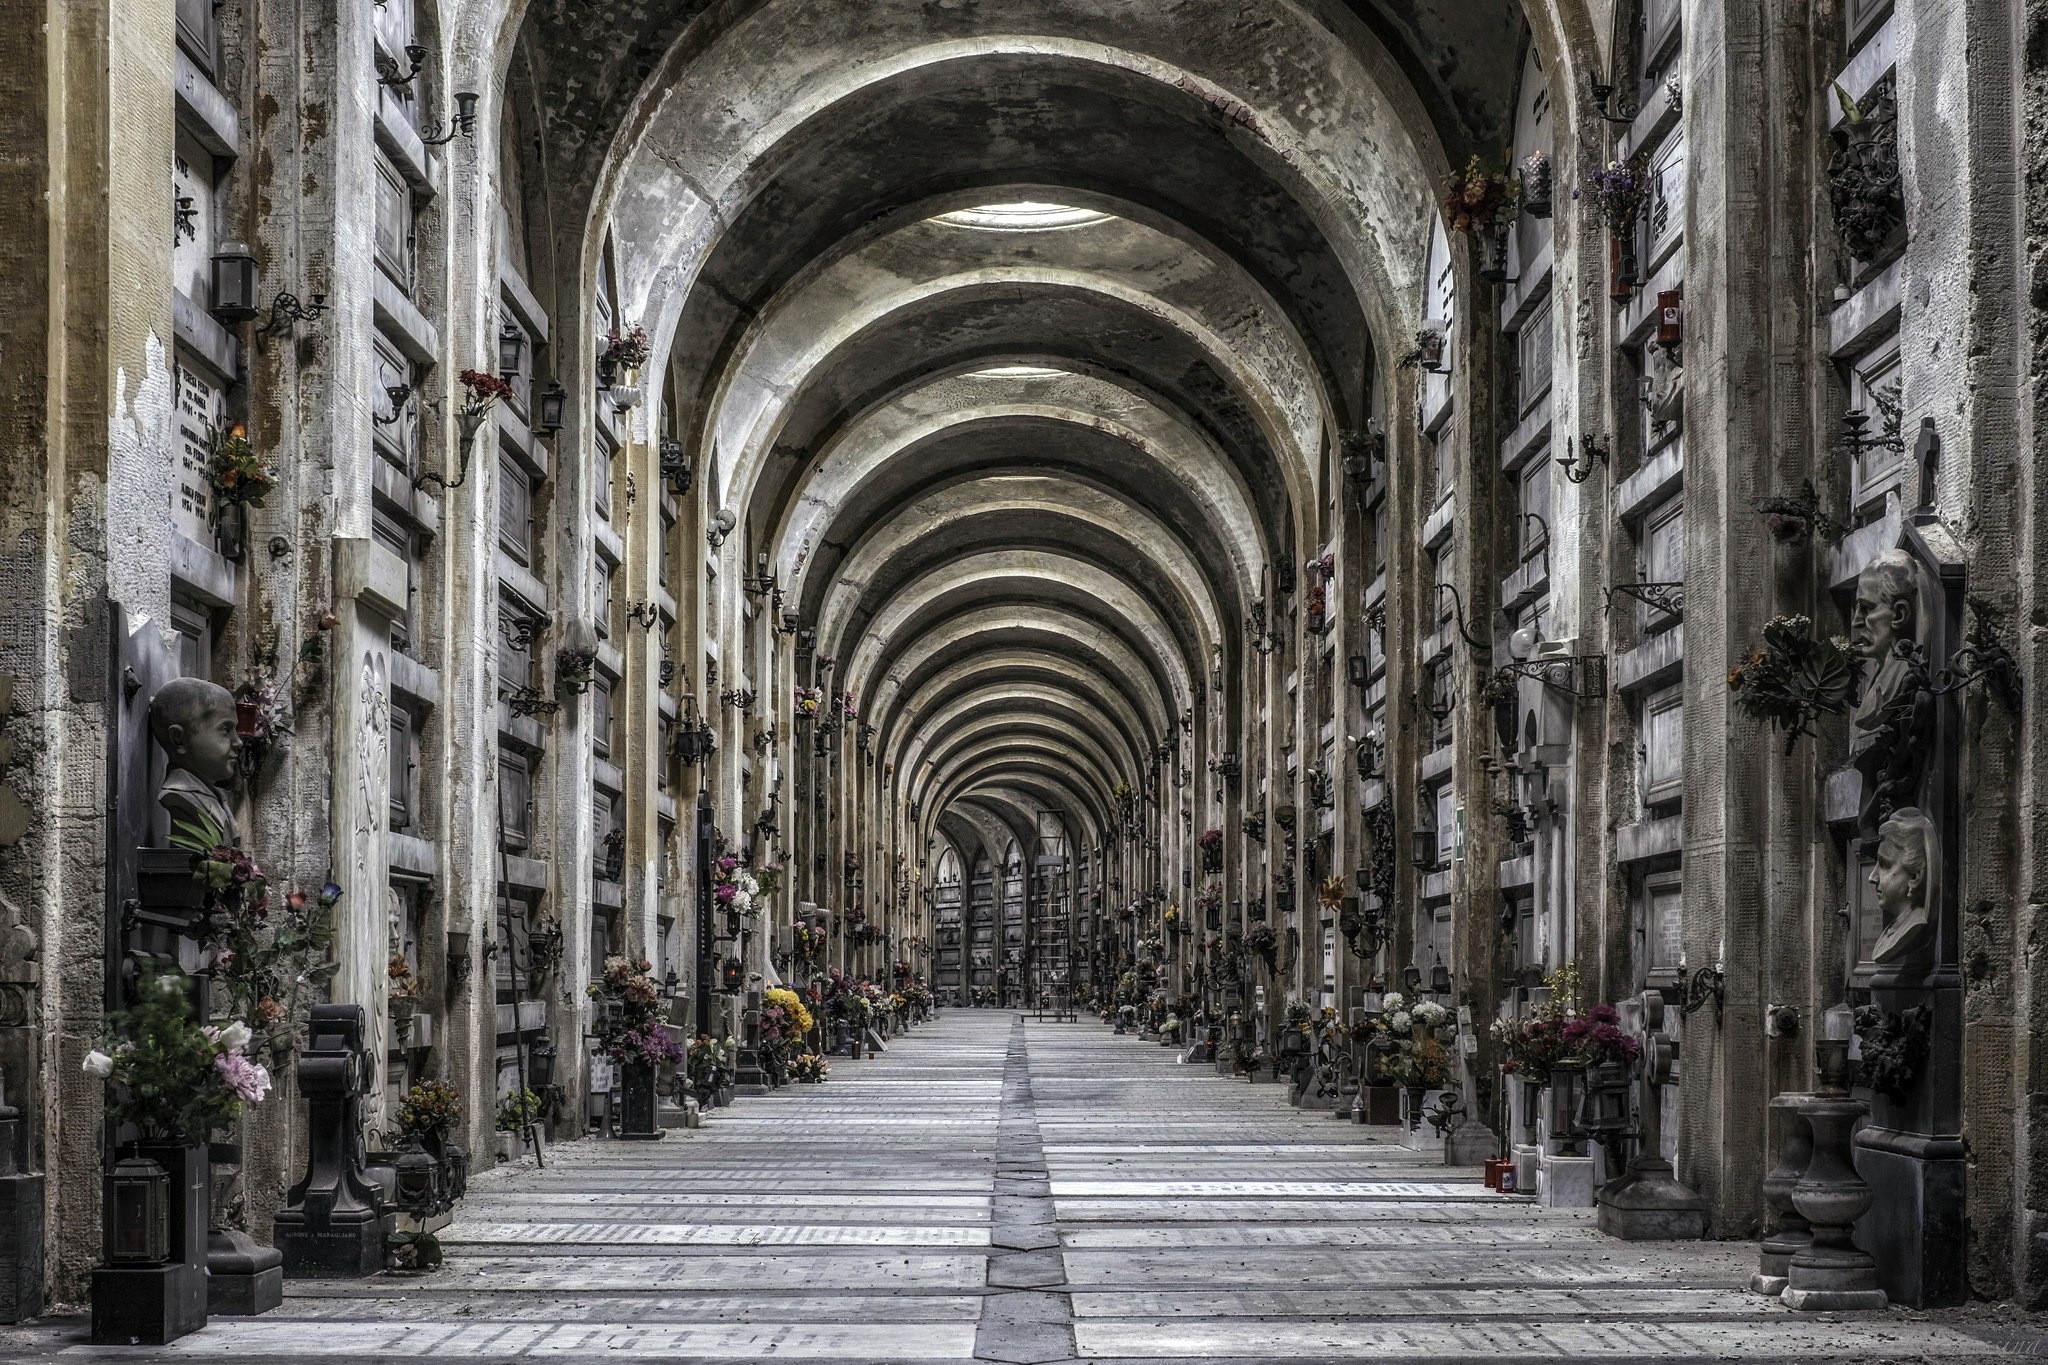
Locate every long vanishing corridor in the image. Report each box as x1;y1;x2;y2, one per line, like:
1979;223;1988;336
11;1014;2038;1363
4;0;2046;1344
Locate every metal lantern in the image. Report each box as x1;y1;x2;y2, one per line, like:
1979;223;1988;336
104;1153;171;1265
535;381;567;436
526;1037;557;1091
1428;957;1452;996
497;325;527;381
1347;652;1371;687
1579;1058;1632;1134
660;438;693;495
1401;964;1423;996
209;242;261;323
720;957;744;992
393;1139;440;1219
1547;1061;1587;1154
1410;828;1436;870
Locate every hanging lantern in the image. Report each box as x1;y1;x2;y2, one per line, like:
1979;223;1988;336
1429;957;1452;996
497;325;527;381
526;1037;557;1091
720;957;744;992
208;242;261;323
103;1153;171;1265
535;381;568;437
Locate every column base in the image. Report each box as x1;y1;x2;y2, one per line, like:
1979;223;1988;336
206;1229;283;1315
1595;1156;1707;1240
0;1171;44;1322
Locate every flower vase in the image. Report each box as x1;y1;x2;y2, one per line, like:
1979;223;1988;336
1608;235;1639;301
618;1060;663;1141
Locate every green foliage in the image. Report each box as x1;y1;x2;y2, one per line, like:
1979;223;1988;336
1728;615;1862;752
496;1088;543;1132
94;971;261;1142
395;1081;462;1139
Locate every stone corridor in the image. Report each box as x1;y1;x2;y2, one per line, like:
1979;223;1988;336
12;1013;2040;1363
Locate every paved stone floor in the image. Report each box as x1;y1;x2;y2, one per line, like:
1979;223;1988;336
12;1011;2045;1361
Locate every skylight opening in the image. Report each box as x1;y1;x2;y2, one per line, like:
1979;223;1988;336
968;364;1067;380
935;201;1113;231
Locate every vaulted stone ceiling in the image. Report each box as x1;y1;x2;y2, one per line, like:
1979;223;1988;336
504;0;1533;873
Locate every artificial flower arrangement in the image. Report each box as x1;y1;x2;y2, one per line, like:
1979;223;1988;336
899;983;931;1012
600;324;652;373
792;920;827;965
169;809;340;1059
753;861;784;896
794;685;825;720
787;1053;830;1083
587;955;683;1068
711;855;760;918
1727;614;1861;753
85;971;272;1143
837;690;859;721
686;1034;735;1089
1198;827;1225;871
1304;583;1330;630
495;1088;543;1133
1139;936;1166;958
208;424;276;509
1441;155;1522;236
1520;150;1555;216
1559;1004;1642;1069
394;1080;462;1143
1576;153;1652;235
1241;922;1278;965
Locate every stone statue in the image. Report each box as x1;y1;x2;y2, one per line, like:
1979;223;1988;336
1847;551;1934;848
1869;807;1937;965
147;676;242;846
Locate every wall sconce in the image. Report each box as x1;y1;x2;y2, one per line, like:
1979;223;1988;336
609;379;642;412
624;600;661;633
497;324;527;381
1559;432;1610;485
1401;963;1424;995
1586;72;1640;125
720;957;745;993
743;552;777;597
706;508;737;550
1428;953;1452;996
659;437;693;495
1656;289;1683;350
376;40;427;89
255;290;329;337
797;627;817;654
372;382;415;427
208;242;261;323
419;91;481;146
1346;651;1371;688
662;968;682;1001
1433;583;1490;653
534;381;567;437
776;609;801;636
1339;422;1385;482
526;1037;557;1090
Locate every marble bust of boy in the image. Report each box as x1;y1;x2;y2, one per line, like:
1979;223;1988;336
148;676;243;846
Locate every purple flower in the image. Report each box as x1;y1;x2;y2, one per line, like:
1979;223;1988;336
214;1050;273;1103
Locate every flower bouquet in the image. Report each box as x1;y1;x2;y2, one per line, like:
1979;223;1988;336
496;1088;543;1133
794;685;825;720
86;971;272;1143
208;424;276;509
788;1054;830;1083
600;324;651;373
1241;922;1277;966
1442;156;1522;236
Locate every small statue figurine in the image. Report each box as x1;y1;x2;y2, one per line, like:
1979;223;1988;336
147;677;243;846
1869;806;1938;965
1847;550;1934;848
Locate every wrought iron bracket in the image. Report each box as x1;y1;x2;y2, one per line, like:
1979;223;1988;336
1605;581;1686;617
505;685;560;719
1931;607;2023;710
1560;433;1609;485
1678;965;1725;1023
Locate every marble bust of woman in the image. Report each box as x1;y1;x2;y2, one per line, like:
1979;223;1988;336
1869;806;1938;965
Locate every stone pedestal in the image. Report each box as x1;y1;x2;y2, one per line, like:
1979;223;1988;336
1538;1151;1597;1208
206;1229;283;1315
1752;1093;1813;1295
275;1005;392;1278
0;1095;42;1323
1852;1124;1966;1308
92;1143;209;1345
1510;1143;1539;1192
1444;1123;1497;1167
1781;1095;1887;1311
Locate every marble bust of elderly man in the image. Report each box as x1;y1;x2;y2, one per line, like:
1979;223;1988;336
1869;806;1938;965
1848;549;1934;844
148;676;243;846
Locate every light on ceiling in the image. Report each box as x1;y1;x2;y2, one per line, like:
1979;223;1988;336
934;201;1112;231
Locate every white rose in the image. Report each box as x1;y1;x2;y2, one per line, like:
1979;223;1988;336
83;1049;114;1079
157;974;184;995
1389;1011;1412;1032
217;1021;253;1052
1381;992;1406;1013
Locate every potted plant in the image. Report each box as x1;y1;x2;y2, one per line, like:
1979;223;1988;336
588;956;681;1138
494;1089;543;1161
